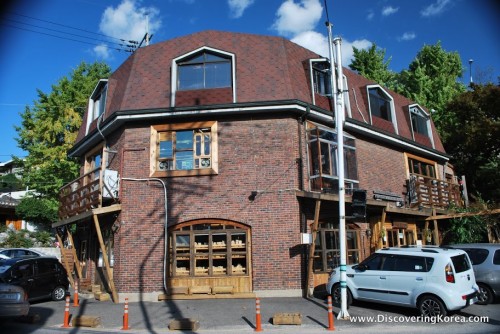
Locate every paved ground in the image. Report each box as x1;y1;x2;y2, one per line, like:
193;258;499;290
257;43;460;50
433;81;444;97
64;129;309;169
2;293;500;333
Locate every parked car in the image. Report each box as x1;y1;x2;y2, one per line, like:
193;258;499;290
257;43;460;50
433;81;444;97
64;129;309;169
0;257;69;302
0;283;30;318
326;246;478;317
0;248;48;259
448;243;500;305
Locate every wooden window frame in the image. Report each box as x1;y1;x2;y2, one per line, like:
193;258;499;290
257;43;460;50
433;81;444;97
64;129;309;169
170;220;250;278
313;228;361;273
150;121;218;177
404;153;437;179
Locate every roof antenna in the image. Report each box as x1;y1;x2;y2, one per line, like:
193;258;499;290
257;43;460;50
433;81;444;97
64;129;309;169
137;13;153;49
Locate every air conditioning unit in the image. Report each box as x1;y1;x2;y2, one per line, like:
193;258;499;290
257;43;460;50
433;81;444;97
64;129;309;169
102;169;119;199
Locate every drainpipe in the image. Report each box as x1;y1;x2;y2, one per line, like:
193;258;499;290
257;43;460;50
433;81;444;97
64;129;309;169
120;177;169;294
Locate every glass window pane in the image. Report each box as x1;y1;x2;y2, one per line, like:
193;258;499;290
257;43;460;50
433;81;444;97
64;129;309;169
204;134;211;155
195;134;201;156
320;142;331;175
205;62;231;88
160;140;173;158
179;64;204;90
176;151;193;170
176;131;193;150
325;231;338;250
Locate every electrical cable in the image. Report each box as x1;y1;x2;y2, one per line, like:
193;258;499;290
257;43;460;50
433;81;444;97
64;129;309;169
3;17;133;49
6;11;137;44
1;22;129;52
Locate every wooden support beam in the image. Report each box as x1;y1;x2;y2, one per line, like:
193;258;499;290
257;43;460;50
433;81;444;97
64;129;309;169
93;214;118;303
306;199;321;297
425;208;500;221
56;233;74;287
66;229;83;280
378;207;387;249
432;208;439;246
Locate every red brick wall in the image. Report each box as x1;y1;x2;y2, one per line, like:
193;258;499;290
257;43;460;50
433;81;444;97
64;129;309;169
113;116;305;293
355;136;407;198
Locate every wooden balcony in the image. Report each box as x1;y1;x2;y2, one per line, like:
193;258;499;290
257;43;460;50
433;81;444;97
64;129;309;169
58;167;119;220
407;174;462;209
309;173;463;210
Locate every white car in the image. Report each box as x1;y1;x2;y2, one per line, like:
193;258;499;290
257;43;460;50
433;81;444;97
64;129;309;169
326;246;479;317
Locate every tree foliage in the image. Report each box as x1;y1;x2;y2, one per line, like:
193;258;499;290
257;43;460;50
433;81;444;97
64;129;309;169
0;173;23;192
396;42;466;139
441;83;500;203
14;61;111;227
349;43;397;89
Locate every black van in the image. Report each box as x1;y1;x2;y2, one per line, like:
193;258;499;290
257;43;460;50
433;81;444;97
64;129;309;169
0;256;70;302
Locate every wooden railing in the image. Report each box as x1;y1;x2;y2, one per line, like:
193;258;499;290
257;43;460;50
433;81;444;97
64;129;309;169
407;174;462;209
58;167;101;219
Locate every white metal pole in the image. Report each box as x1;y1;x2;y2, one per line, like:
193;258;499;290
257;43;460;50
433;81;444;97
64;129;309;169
333;36;349;320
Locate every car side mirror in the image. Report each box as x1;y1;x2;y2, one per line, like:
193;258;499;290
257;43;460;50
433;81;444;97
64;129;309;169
354;264;367;271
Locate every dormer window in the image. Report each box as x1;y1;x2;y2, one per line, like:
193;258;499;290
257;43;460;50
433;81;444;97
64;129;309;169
311;60;331;96
86;79;108;135
410;105;429;136
409;104;434;148
368;86;391;121
177;52;231;90
171;47;236;107
91;80;108;120
367;85;398;134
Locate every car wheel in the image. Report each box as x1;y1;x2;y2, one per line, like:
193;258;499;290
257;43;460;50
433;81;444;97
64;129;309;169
331;284;352;308
418;295;447;318
476;283;494;305
52;286;67;301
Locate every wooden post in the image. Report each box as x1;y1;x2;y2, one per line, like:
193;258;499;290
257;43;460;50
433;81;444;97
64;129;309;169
306;199;321;297
424;220;430;245
66;229;83;280
57;233;74;287
378;207;387;249
432;208;439;245
93;214;118;303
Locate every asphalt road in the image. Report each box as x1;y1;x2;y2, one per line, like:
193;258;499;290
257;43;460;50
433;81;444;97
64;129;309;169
1;294;499;333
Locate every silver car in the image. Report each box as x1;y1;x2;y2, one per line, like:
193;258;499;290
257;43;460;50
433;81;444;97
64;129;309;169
450;243;500;304
0;283;30;318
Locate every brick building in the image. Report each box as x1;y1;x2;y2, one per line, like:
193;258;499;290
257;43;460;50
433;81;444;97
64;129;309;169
54;31;463;302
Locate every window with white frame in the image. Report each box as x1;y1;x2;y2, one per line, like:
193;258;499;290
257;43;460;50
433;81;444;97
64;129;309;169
409;105;429;136
151;121;218;177
312;60;331;96
368;86;392;121
91;81;107;120
177;52;231;90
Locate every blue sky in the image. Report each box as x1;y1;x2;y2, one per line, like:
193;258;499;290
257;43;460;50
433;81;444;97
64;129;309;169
1;0;499;160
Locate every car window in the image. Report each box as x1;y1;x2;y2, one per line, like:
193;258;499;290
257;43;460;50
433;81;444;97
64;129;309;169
13;263;34;278
393;255;429;272
37;260;57;274
493;250;500;265
451;254;471;273
361;253;383;270
380;255;399;271
462;248;489;265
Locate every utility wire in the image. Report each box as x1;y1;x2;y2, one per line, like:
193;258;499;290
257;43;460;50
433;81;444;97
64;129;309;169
1;22;130;52
7;11;138;45
2;17;134;49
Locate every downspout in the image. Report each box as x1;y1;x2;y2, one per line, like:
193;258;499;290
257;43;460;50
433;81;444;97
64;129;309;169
121;177;169;294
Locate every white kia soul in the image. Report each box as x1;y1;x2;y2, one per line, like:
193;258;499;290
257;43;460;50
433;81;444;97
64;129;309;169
326;246;479;317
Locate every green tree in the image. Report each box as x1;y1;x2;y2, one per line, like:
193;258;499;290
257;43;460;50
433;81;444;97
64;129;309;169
349;43;397;89
0;173;23;192
441;83;500;203
397;42;466;140
14;61;111;227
